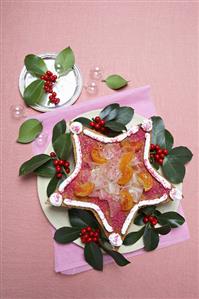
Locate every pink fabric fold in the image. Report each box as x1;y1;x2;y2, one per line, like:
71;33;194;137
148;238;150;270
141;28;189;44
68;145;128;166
32;86;189;275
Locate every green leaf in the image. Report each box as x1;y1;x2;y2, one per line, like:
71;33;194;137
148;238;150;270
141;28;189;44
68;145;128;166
68;209;98;229
54;227;81;244
84;242;103;271
138;206;156;216
115;107;134;125
157;212;185;228
143;225;159;251
34;160;56;177
105;121;126;132
167;146;193;165
151;116;165;147
23;79;45;106
104;108;119;121
165;129;174;150
17;119;43;144
103;74;128;90
152;161;160;170
134;213;145;226
47;175;59;197
162;157;185;184
52;119;66;143
101;240;130;266
53;133;72;160
19;154;51;176
24;54;47;77
123;227;145;245
154;225;171;235
99;103;120;119
74;117;91;128
55;47;75;76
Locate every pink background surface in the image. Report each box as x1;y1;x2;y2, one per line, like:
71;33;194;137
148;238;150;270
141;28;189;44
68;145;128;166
1;2;198;299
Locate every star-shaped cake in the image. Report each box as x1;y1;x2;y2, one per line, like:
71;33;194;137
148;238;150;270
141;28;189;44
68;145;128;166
49;119;181;247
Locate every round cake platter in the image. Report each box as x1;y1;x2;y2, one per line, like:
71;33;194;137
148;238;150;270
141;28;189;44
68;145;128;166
37;109;182;254
19;53;83;112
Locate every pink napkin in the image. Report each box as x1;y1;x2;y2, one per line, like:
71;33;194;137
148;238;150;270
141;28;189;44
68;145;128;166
32;86;189;275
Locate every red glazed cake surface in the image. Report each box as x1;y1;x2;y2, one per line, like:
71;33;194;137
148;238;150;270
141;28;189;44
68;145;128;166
63;128;169;233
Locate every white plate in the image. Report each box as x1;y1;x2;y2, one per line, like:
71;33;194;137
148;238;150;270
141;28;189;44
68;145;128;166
37;109;182;254
19;53;83;112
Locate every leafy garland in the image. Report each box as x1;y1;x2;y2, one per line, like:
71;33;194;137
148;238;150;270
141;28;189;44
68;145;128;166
22;47;129;107
18;103;193;271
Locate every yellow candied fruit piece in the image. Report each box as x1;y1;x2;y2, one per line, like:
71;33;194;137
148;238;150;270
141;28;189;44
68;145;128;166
74;182;95;197
117;166;133;185
91;148;107;164
137;171;153;191
120;139;132;151
120;190;134;211
119;151;135;172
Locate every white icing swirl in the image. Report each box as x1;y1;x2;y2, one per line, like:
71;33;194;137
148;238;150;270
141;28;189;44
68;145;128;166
169;188;183;201
69;121;83;134
141;119;153;132
108;233;123;247
49;193;63;207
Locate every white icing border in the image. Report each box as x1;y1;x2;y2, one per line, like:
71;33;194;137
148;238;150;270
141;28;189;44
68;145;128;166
58;134;82;192
49;118;180;245
63;198;113;232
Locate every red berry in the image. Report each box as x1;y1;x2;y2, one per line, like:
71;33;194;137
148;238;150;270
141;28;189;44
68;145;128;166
95;123;100;130
51;75;57;82
40;75;45;80
46;70;53;77
157;149;162;155
89;121;95;127
81;228;86;234
100;127;105;132
87;237;92;243
50;152;56;158
95;116;101;123
93;231;99;237
160;153;165;159
49;95;54;100
155;154;160;160
163;149;168;155
55;166;61;172
65;168;70;174
56;173;62;179
143;216;149;223
44;75;48;81
54;98;60;105
151;218;158;226
155;145;160;150
150;154;154;158
89;231;94;237
84;233;89;239
52;92;57;97
93;237;98;243
86;226;92;232
51;98;56;104
148;216;154;223
150;144;155;150
59;160;64;166
100;120;105;126
53;160;59;166
65;161;70;168
158;158;163;165
48;88;53;94
81;237;86;243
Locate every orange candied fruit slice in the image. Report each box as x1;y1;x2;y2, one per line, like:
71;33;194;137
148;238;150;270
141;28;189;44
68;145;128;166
117;166;133;185
119;151;135;172
120;190;134;211
120;139;133;152
91;148;107;164
137;171;153;191
74;182;95;197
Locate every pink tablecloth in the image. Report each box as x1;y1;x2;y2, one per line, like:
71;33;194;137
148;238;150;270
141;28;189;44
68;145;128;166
32;86;189;275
